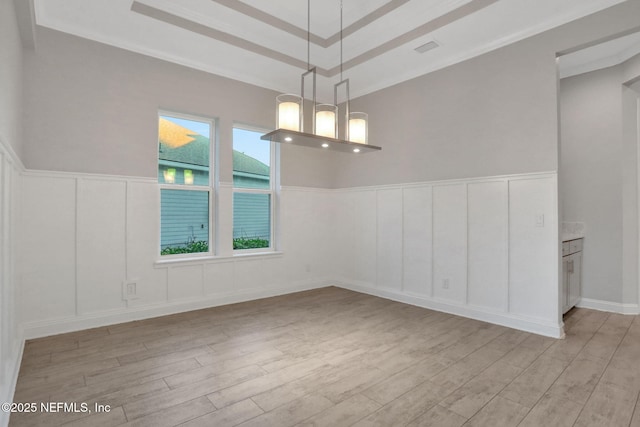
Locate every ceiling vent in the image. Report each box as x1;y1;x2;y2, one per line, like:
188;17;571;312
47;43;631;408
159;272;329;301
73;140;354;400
414;41;439;54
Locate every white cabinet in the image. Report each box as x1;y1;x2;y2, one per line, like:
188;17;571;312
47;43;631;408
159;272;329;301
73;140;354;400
562;238;583;314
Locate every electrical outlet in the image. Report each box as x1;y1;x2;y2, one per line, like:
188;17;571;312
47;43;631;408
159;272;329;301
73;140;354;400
535;214;545;227
443;279;450;289
123;280;139;301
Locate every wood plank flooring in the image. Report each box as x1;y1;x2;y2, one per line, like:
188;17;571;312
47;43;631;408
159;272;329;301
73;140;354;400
9;287;640;426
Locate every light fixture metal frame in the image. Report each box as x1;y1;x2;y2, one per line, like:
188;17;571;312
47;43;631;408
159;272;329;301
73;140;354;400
261;0;381;154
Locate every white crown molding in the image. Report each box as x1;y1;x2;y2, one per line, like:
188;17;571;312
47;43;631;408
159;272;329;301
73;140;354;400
35;0;627;99
351;0;626;98
35;18;289;96
560;46;640;79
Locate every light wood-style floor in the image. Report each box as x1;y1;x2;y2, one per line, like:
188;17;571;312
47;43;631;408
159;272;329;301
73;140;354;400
10;287;640;426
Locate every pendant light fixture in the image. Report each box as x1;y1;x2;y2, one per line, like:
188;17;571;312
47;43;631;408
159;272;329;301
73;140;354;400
261;0;381;154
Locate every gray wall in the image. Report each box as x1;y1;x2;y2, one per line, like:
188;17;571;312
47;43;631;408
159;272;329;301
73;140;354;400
560;55;640;305
0;0;23;158
622;83;639;305
332;0;640;188
23;28;338;188
340;39;555;187
560;66;624;303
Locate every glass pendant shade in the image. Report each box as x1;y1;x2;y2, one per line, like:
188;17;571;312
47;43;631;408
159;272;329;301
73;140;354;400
348;112;368;144
315;104;337;138
276;94;302;131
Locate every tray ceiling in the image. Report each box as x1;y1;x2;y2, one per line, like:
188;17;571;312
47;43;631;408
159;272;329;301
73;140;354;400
34;0;628;100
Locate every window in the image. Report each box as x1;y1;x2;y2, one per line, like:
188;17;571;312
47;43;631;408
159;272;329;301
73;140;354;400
233;126;275;251
158;112;214;256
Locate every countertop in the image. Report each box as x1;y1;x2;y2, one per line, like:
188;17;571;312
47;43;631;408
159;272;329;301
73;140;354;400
562;222;585;242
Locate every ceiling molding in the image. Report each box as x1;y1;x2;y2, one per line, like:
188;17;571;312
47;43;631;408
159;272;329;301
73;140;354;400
211;0;411;48
131;1;332;76
328;0;499;75
133;0;499;78
34;0;632;99
560;48;640;79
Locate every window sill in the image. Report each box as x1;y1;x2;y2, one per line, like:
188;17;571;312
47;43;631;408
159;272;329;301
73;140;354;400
154;251;283;268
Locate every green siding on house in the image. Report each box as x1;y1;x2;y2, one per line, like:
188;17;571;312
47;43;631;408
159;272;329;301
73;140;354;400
160;189;209;249
233;174;269;189
233;192;270;241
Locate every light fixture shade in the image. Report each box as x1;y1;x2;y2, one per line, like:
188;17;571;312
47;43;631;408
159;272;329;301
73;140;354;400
276;94;302;131
349;112;368;144
184;169;194;185
163;168;176;184
315;104;337;138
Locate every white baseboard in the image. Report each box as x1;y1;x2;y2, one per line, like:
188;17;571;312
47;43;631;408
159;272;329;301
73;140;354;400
577;298;640;315
334;281;565;339
1;334;25;427
22;281;331;340
21;275;572;343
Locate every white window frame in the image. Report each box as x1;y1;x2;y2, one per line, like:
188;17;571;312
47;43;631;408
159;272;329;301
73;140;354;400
232;124;279;254
158;110;216;259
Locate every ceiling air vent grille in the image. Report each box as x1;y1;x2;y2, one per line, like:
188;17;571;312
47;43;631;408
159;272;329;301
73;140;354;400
414;41;439;54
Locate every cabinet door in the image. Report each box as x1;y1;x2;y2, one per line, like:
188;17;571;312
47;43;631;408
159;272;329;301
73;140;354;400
568;252;582;308
562;257;570;313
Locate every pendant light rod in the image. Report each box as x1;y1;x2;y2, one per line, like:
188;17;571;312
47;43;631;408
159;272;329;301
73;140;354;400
264;0;379;153
340;0;343;81
301;68;316;134
301;0;316;134
307;0;310;70
334;0;349;140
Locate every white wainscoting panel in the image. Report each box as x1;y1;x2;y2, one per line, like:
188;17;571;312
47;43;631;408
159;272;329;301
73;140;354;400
334;172;562;338
467;181;508;311
508;177;559;323
376;189;403;291
19;174;334;338
77;179;127;314
168;264;204;301
19;175;77;320
203;261;234;296
126;181;167;306
17;169;562;340
0;139;25;427
280;188;332;286
352;190;378;286
402;186;433;296
433;184;468;304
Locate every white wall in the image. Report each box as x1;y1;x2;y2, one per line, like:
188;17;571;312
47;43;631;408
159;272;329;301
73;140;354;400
0;141;23;427
18;171;335;337
332;173;562;337
560;66;625;303
560;56;640;310
0;0;23;159
0;2;25;425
